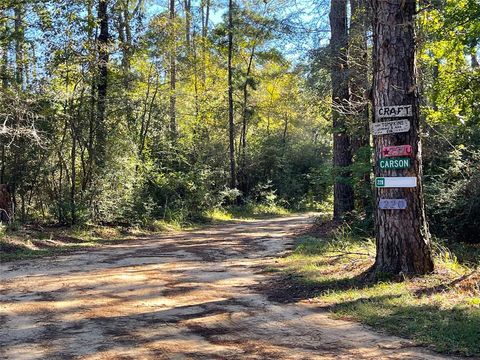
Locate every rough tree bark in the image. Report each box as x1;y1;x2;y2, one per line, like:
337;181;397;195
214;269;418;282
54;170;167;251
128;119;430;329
227;0;236;189
330;0;354;219
96;0;109;167
372;0;434;275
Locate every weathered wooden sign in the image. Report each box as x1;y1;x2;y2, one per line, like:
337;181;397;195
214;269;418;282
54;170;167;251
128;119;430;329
379;157;411;170
370;119;410;136
375;177;417;188
382;145;413;157
379;199;407;210
376;105;413;118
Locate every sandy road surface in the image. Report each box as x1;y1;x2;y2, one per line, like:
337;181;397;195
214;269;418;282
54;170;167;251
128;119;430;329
1;215;454;359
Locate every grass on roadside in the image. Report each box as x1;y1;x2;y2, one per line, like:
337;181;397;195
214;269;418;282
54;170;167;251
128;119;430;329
275;232;480;357
0;219;197;262
0;225;140;262
204;204;291;222
0;205;292;263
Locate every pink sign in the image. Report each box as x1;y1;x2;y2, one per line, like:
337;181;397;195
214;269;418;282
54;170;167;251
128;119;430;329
382;145;412;157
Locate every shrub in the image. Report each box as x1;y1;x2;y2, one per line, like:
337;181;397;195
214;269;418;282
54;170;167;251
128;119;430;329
425;150;480;243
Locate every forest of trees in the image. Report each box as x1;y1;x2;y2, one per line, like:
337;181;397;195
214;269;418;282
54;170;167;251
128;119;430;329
0;0;334;225
0;0;478;253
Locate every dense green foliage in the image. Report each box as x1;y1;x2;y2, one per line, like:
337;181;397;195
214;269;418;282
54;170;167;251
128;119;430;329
0;0;330;226
419;0;480;242
0;0;478;242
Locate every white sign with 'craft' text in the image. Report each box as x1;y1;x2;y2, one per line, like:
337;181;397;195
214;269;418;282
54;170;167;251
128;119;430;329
376;105;413;119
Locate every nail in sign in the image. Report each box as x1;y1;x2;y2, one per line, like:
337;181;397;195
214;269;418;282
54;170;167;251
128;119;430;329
370;119;410;136
383;145;412;157
375;177;417;188
376;105;413;118
379;199;407;210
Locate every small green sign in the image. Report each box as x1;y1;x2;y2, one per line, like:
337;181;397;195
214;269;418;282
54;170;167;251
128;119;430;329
375;177;417;188
379;157;411;170
376;178;385;187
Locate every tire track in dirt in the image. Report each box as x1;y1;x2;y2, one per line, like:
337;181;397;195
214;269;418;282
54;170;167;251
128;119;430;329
0;215;456;359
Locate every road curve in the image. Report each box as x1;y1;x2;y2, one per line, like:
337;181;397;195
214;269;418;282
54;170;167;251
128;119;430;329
0;215;453;359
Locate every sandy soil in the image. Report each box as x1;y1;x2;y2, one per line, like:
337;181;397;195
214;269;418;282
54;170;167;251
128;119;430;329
0;215;456;359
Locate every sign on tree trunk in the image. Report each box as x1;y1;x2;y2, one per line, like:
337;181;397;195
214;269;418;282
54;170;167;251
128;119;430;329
379;199;407;210
378;158;411;169
370;119;410;135
382;145;413;157
371;0;434;275
375;177;417;188
376;105;413;118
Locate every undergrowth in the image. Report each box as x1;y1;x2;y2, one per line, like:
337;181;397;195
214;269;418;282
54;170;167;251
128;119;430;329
0;205;292;262
205;204;291;221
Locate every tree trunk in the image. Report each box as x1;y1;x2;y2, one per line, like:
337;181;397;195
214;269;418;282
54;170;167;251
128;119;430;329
227;0;236;189
0;10;11;218
96;0;109;167
184;0;192;49
349;0;372;218
169;0;177;140
238;45;255;193
14;4;23;89
1;12;8;90
0;146;5;185
85;0;95;192
201;0;210;88
202;0;210;38
330;0;354;219
117;0;134;125
372;0;434;275
70;116;77;225
11;3;25;220
431;59;439;110
1;12;9;185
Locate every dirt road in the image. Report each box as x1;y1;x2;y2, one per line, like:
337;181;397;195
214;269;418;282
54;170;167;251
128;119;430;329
1;215;454;359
